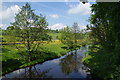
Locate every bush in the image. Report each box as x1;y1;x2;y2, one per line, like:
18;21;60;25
82;45;120;79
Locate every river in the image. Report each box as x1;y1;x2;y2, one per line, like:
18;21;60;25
2;46;90;79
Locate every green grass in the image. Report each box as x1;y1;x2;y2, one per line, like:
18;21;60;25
42;41;68;56
48;32;60;40
2;41;69;75
2;45;19;61
82;53;92;65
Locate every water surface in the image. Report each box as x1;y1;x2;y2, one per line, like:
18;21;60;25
2;46;90;79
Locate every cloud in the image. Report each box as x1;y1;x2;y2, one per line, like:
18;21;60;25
48;24;87;31
0;5;20;20
49;14;60;19
79;25;87;30
48;23;67;30
64;0;70;2
0;24;5;28
0;5;20;29
0;24;8;29
68;2;91;15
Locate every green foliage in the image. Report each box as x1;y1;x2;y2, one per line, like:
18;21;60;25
83;2;120;79
59;23;91;50
59;26;75;49
111;65;120;80
6;3;51;62
48;32;60;40
48;29;59;33
88;3;120;50
83;46;118;79
2;42;68;75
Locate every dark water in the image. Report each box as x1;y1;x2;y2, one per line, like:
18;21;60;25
2;46;90;79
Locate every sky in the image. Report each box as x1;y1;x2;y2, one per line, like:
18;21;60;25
0;0;95;30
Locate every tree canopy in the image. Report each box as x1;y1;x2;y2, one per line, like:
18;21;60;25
85;2;120;79
7;3;51;62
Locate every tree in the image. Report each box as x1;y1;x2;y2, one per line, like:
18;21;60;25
85;2;120;79
8;3;51;62
71;22;80;47
88;3;120;50
59;23;85;49
59;26;74;49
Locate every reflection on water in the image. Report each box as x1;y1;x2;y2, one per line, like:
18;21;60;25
20;66;52;78
2;46;90;79
60;51;84;75
3;66;51;79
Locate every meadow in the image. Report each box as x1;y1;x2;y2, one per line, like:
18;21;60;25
2;40;70;75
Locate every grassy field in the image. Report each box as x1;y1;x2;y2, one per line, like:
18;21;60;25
48;32;60;40
2;40;70;75
1;31;81;75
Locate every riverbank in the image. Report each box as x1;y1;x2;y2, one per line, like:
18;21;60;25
3;46;89;79
82;45;120;79
2;41;70;76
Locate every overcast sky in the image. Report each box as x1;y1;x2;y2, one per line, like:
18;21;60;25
0;0;95;30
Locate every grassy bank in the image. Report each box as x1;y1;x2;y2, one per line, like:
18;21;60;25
82;45;120;79
2;40;69;75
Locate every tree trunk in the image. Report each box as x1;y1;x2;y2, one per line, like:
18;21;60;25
28;54;31;62
29;66;32;79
